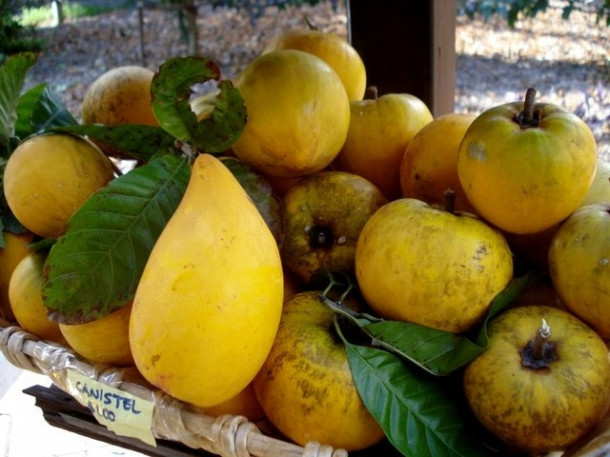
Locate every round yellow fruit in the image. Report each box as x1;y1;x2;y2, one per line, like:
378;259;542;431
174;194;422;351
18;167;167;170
457;88;597;234
464;305;610;454
400;112;477;212
334;90;433;200
280;171;387;284
548;203;610;337
8;251;63;342
263;28;367;101
59;301;133;366
0;230;35;322
3;133;115;239
81;65;158;126
232;49;350;178
253;291;385;451
355;197;513;333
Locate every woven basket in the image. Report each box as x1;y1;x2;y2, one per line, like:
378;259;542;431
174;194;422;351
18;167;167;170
3;316;610;457
0;317;349;457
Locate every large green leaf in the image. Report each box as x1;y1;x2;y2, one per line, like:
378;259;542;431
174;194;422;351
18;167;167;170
339;328;493;457
15;82;77;138
151;56;246;154
324;271;543;375
42;154;190;324
51;124;179;163
0;52;37;156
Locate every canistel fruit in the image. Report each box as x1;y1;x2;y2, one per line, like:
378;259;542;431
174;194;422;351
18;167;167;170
129;153;284;408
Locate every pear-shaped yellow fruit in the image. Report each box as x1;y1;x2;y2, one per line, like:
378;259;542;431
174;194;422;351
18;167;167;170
129;154;284;408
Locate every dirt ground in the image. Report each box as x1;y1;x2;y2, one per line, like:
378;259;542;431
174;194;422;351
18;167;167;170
23;0;609;158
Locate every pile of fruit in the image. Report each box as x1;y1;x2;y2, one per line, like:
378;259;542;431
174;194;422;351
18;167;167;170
1;25;609;457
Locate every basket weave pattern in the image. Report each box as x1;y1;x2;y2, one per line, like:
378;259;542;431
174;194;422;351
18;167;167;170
0;318;348;457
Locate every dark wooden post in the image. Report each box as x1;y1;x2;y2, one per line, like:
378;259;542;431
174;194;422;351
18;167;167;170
347;0;456;117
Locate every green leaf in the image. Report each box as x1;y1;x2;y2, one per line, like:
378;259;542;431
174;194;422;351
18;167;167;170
0;52;37;155
338;322;492;457
50;124;179;163
15;83;77;138
151;56;246;154
42;154;190;324
323;270;544;375
220;157;285;246
474;270;544;346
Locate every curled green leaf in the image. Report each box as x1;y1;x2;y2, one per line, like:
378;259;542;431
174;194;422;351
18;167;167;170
151;56;246;154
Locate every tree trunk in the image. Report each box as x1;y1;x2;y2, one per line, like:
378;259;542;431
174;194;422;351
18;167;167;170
182;0;199;56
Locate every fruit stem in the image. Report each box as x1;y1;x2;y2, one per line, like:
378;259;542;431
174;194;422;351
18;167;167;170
514;87;540;129
364;86;378;100
520;318;558;370
443;188;456;214
533;318;551;360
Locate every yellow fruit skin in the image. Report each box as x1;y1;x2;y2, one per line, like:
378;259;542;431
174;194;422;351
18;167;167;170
203;382;266;422
129;154;284;408
253;291;385;451
355;198;513;333
81;65;158;126
548;203;610;337
581;157;610;206
3;134;115;238
8;252;63;342
59;302;133;366
0;231;35;322
280;171;387;284
263;29;367;101
457;102;597;234
334;93;433;200
400;112;477;212
232;49;350;178
464;305;610;454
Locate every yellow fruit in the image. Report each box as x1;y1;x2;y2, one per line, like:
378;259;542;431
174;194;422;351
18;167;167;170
457;88;597;234
8;251;63;342
355;198;513;333
548;203;610;337
464;305;610;453
129;154;284;408
0;231;35;322
59;301;133;366
263;28;367;101
400;112;477;212
203;382;266;422
581;156;610;206
280;171;387;284
333;90;434;200
232;49;350;178
253;291;385;451
81;65;158;126
3;133;115;239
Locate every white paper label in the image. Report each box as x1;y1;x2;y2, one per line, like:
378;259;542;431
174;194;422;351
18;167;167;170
66;370;156;446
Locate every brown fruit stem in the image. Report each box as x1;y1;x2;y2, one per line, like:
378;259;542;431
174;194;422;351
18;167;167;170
364;86;379;100
520;318;558;370
514;87;540;129
443;188;456;214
